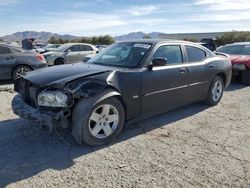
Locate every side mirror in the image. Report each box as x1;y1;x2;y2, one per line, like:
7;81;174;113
148;58;167;70
66;49;72;53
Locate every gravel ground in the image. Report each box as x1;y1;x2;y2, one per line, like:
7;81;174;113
0;83;249;188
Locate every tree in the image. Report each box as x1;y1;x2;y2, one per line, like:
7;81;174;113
97;35;115;45
143;34;152;39
48;36;60;44
0;38;3;42
182;38;198;42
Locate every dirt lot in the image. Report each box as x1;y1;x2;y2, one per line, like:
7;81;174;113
0;83;249;188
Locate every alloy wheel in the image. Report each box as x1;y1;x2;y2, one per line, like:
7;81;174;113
88;104;119;139
212;80;223;102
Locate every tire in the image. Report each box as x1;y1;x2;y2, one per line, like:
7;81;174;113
241;68;250;85
72;96;125;146
54;58;65;65
12;65;32;81
204;76;224;106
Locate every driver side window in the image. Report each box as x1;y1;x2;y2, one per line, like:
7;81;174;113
153;45;183;65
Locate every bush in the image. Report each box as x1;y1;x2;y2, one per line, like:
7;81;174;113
215;31;250;46
48;35;115;45
182;38;198;42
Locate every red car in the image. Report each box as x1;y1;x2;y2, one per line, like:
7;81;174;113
218;42;250;85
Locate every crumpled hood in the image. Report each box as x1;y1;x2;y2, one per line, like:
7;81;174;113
24;63;113;87
229;55;250;67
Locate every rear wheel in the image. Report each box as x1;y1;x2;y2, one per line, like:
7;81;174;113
54;58;65;65
12;65;32;81
241;68;250;85
72;96;125;146
204;76;224;106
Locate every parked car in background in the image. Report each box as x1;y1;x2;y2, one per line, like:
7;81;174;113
43;43;98;65
0;44;47;81
96;45;107;51
40;44;61;54
218;42;250;85
12;39;231;145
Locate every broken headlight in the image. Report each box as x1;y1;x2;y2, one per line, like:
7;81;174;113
37;90;69;107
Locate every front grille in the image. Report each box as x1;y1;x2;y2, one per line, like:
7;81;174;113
15;79;41;108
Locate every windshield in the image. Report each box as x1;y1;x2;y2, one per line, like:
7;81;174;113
89;42;152;67
219;45;250;55
45;44;60;49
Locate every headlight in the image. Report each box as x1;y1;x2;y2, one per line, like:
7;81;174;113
37;90;69;107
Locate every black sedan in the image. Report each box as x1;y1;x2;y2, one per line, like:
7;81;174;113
0;44;47;81
12;40;232;145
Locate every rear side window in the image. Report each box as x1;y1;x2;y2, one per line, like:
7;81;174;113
81;45;93;51
186;46;206;62
0;46;10;54
153;45;183;65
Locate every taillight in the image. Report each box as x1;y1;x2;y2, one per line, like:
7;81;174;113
36;55;45;61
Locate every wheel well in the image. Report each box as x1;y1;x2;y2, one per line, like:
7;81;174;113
217;72;227;85
104;86;127;118
114;95;127;117
54;57;65;64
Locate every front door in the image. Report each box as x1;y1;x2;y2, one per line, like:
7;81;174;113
65;45;82;64
141;44;190;115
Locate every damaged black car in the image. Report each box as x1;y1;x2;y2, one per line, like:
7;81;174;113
12;39;232;145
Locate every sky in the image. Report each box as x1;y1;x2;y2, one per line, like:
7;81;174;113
0;0;250;36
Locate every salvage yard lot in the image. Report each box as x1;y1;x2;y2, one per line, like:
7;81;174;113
0;83;249;187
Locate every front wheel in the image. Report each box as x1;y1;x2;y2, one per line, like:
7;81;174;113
72;96;125;146
204;76;224;106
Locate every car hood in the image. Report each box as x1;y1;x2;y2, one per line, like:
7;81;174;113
229;55;250;67
43;51;62;58
24;63;114;87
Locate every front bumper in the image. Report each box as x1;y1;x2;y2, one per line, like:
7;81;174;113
12;94;69;131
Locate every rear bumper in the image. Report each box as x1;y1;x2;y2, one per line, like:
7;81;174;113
12;94;66;130
32;62;48;70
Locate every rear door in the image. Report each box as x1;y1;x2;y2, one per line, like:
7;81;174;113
184;45;212;100
65;45;82;64
141;44;190;115
79;45;95;60
0;46;16;80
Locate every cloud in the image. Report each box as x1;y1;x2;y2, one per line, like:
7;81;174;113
0;0;19;7
127;5;158;16
195;0;250;10
15;12;126;36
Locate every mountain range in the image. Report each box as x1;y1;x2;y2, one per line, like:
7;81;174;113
0;31;165;43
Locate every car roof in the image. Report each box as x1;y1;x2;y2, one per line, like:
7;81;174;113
225;42;250;46
117;39;200;45
0;43;26;51
61;43;94;46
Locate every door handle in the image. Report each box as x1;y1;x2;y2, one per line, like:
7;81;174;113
179;68;187;74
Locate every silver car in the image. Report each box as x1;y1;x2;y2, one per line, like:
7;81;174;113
43;43;98;65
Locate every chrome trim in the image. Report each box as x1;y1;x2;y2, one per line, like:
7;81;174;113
144;81;208;97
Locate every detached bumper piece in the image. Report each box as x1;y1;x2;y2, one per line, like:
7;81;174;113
12;94;67;131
